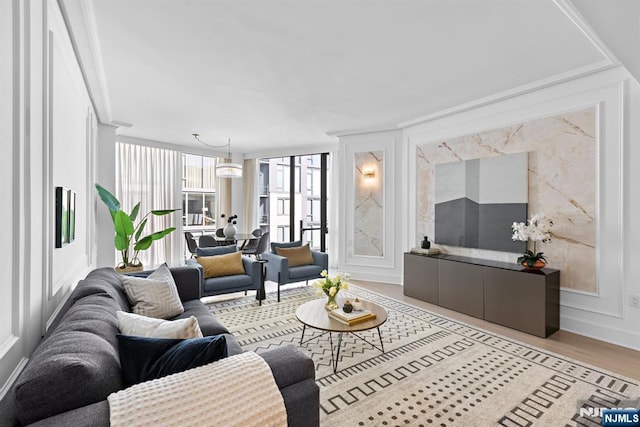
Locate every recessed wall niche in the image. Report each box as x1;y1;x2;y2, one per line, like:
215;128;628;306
416;107;596;293
354;151;384;257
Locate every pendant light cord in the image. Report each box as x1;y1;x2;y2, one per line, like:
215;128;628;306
192;134;232;158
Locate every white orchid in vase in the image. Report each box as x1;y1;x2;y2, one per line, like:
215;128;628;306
511;213;553;268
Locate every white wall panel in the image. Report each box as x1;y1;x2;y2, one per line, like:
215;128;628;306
338;130;403;283
406;67;638;350
1;0;98;398
43;0;94;325
0;0;23;395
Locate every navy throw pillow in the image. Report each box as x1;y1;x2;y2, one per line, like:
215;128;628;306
117;334;228;386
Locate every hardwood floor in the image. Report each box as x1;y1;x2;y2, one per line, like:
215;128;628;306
351;279;640;381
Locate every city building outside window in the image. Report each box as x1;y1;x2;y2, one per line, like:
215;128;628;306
182;153;217;232
277;198;290;216
259;154;328;251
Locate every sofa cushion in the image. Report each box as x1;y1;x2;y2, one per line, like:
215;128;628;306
203;274;254;293
196;245;237;257
117;334;228;386
289;264;324;280
117;311;203;339
13;295;124;425
177;300;230;336
121;264;184;319
197;251;245;278
275;243;313;267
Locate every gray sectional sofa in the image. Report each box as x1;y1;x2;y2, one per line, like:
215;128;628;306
0;266;319;426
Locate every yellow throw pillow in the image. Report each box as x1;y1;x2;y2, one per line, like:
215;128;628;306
276;243;314;267
197;251;245;279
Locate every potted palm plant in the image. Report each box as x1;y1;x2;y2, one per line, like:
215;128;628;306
95;183;179;272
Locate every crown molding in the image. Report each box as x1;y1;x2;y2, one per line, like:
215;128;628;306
554;0;620;65
398;60;616;129
57;0;112;124
327;123;400;138
116;135;228;158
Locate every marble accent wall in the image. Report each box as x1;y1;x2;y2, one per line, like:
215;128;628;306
417;107;596;292
354;151;384;256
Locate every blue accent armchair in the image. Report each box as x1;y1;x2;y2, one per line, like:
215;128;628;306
187;245;263;300
262;241;328;302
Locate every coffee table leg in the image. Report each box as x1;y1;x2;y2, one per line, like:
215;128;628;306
328;332;334;365
377;327;384;353
300;324;306;345
333;333;343;373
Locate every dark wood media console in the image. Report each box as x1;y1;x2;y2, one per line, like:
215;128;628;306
403;253;560;337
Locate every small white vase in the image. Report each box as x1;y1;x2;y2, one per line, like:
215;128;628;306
223;223;237;239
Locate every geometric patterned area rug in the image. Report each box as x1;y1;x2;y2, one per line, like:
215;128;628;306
207;285;639;426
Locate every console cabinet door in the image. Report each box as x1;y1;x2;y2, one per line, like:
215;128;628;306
484;268;550;337
403;254;438;304
438;260;483;318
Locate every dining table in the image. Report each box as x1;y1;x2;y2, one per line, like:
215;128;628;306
214;233;258;248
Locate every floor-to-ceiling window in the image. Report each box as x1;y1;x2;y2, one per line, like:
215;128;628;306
182;154;217;233
260;153;329;252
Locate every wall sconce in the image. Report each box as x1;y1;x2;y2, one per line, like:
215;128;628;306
362;168;376;186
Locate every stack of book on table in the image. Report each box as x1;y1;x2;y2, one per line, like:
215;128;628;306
328;307;376;325
410;246;441;256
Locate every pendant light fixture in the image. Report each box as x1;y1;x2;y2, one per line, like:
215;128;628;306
192;133;243;178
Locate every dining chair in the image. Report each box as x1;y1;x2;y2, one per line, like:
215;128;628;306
184;232;198;258
242;232;270;259
198;234;218;248
240;228;263;250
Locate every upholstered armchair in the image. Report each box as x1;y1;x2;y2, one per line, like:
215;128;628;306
187;245;262;299
262;241;328;302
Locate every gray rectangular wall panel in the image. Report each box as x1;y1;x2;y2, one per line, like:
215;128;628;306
464;199;479;248
435;198;468;246
477;203;527;252
434;152;528;253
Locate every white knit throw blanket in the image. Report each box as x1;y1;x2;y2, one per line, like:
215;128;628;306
108;351;287;427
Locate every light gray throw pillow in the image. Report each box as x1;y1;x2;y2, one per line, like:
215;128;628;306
121;263;184;319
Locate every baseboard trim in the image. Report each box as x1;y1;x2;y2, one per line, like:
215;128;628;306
0;357;28;401
560;314;640;351
348;271;402;285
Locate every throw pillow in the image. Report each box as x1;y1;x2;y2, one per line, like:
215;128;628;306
196;251;245;279
117;334;228;386
275;243;314;267
121;263;184;319
117;311;203;339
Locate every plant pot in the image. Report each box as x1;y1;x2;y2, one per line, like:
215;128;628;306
115;261;143;274
520;260;546;269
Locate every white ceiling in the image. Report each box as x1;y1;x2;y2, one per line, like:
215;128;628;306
61;0;618;155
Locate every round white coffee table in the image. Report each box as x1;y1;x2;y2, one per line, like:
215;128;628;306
295;298;388;373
